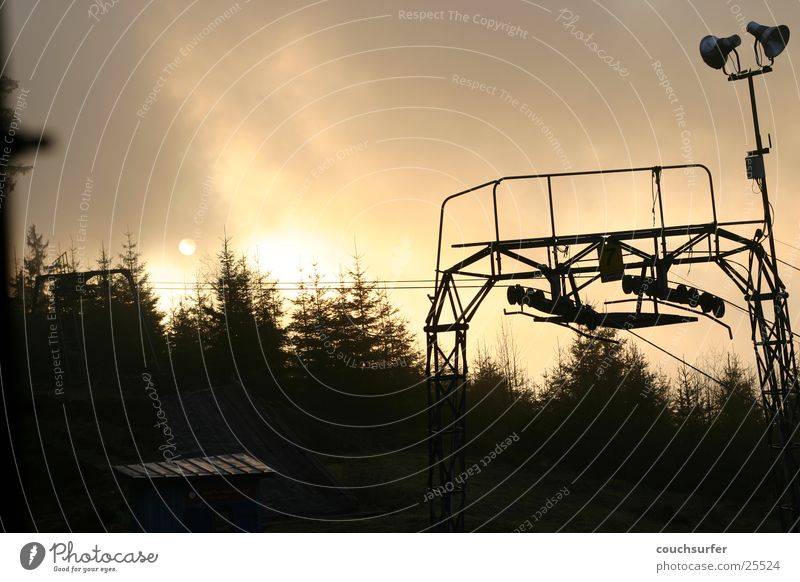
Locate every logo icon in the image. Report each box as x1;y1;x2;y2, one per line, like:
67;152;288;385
20;542;46;570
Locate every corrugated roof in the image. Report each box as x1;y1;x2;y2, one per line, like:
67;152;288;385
117;386;355;517
114;453;274;479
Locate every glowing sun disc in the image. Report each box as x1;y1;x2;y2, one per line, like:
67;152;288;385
178;238;197;256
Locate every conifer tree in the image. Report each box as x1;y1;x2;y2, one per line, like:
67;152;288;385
710;353;759;428
21;224;49;306
288;254;419;380
252;264;286;371
208;236;253;350
166;282;214;390
289;265;335;373
351;255;380;366
672;364;712;427
200;236;288;388
289;270;313;369
94;241;112;300
111;230;165;371
374;286;417;372
115;229;163;328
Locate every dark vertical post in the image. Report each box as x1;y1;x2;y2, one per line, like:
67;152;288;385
546;176;557;271
492;181;502;276
746;74;778;272
733;67;800;531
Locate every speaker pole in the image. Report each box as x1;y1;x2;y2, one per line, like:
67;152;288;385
725;63;800;532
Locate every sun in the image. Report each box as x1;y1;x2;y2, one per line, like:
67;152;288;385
249;233;329;284
178;238;197;256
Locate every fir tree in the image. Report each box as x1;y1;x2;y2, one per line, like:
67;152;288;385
111;230;165;371
289;265;335;373
94;241;112;299
672;364;712;427
115;229;161;320
252;264;287;370
18;225;49;307
166;282;214;390
374;285;417;372
207;236;254;349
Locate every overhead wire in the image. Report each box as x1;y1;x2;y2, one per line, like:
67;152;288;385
626;329;761;408
627;329;725;388
776;238;800;253
668;272;800;341
776;257;800;274
143;274;600;292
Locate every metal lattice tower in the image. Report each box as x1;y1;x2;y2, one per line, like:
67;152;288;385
425;29;800;532
425;162;799;532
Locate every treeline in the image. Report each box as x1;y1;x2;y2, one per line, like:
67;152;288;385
10;224;772;526
8;226;425;531
469;326;769;519
11;225;422;406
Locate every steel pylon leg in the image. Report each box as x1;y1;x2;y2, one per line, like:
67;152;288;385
744;250;800;531
426;328;467;532
425;268;488;532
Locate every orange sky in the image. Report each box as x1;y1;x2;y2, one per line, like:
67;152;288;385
7;0;800;380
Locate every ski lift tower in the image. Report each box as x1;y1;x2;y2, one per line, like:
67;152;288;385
424;20;799;532
698;21;799;532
